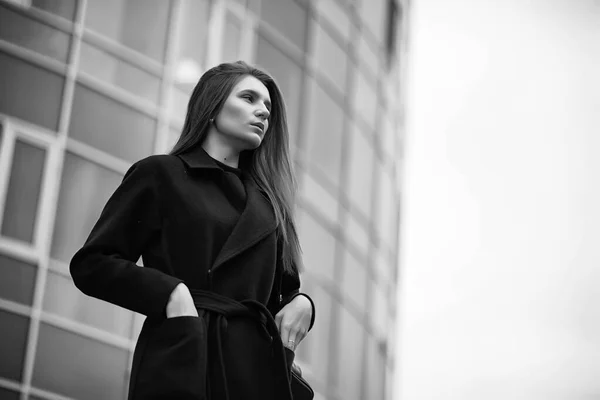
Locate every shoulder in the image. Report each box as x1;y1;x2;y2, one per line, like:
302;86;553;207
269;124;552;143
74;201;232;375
129;154;185;178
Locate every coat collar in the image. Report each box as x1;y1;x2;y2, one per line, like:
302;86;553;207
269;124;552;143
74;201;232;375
177;145;223;171
177;145;278;271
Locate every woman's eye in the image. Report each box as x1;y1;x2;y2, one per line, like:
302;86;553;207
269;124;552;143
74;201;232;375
242;94;253;102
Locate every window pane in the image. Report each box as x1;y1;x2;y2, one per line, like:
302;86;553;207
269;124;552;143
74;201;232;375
255;34;303;139
314;24;347;93
345;214;369;256
32;0;78;21
0;310;29;381
222;11;241;62
359;0;385;44
352;70;377;128
365;336;385;400
337;307;364;400
79;41;161;103
33;323;129;400
85;0;170;62
51;153;122;262
341;251;367;313
0;52;64;131
170;86;191;124
173;0;211;93
297;209;336;281
0;254;36;306
2;140;46;242
0;387;19;400
297;282;332;381
299;172;338;225
371;282;389;340
347;125;374;217
260;0;308;51
0;4;71;62
358;31;380;77
376;165;396;249
43;270;134;337
305;80;343;187
316;0;351;41
69;83;156;162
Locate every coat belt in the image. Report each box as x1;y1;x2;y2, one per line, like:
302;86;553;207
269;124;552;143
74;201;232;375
189;289;293;400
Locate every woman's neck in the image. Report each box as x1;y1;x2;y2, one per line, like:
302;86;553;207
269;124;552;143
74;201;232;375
201;135;240;168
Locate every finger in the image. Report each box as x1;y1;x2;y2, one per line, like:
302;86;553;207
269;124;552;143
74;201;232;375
286;325;300;352
274;312;283;334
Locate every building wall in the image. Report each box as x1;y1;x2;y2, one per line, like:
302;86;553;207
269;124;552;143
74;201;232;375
397;0;600;399
0;0;405;399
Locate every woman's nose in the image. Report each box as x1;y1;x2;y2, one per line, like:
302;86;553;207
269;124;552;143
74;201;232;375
255;108;270;120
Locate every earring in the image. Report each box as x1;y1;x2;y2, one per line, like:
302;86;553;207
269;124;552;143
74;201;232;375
209;118;214;124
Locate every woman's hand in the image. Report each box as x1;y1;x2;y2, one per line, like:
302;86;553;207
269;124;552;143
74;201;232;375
275;295;312;351
165;283;198;318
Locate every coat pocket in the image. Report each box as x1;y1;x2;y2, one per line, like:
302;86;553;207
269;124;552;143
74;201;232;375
132;316;207;400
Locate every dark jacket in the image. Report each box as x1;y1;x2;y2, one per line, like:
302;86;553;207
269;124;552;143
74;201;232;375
70;146;314;400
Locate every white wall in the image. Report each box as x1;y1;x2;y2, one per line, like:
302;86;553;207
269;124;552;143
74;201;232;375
396;0;600;399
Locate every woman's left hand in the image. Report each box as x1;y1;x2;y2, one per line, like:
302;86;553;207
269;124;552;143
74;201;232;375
275;295;312;352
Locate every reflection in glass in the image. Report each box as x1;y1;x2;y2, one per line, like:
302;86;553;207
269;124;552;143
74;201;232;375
51;153;122;262
69;83;156;162
43;270;134;337
0;310;29;381
0;52;64;131
260;0;308;51
33;323;129;400
79;42;161;103
2;140;45;243
85;0;171;62
255;34;303;140
0;4;71;62
0;254;36;306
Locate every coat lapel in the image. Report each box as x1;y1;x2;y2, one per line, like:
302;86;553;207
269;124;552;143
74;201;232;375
176;146;277;271
212;177;277;271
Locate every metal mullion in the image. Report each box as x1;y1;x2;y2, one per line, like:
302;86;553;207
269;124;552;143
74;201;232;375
65;137;131;175
0;119;15;232
28;386;75;400
40;311;134;351
0;298;31;318
0;0;74;34
0;237;38;264
0;39;68;75
0;377;22;395
19;0;88;397
154;0;184;155
206;0;226;68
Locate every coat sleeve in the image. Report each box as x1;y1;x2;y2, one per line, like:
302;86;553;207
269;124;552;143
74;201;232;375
70;158;182;318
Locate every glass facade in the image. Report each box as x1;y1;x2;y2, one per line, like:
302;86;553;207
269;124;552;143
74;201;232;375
0;0;406;398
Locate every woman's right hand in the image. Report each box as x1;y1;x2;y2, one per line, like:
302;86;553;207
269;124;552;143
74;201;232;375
166;283;198;318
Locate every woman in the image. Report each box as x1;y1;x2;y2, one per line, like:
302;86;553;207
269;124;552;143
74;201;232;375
70;61;315;400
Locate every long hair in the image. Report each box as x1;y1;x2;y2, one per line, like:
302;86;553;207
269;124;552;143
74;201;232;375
170;61;301;274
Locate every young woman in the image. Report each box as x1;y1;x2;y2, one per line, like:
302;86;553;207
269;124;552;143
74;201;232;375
70;61;315;400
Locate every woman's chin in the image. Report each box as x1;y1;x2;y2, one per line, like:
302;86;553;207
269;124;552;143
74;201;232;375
238;134;263;150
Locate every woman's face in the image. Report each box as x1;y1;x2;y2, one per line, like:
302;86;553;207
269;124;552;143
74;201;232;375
213;75;272;151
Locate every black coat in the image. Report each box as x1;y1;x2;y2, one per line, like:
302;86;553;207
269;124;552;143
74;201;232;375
70;146;314;400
